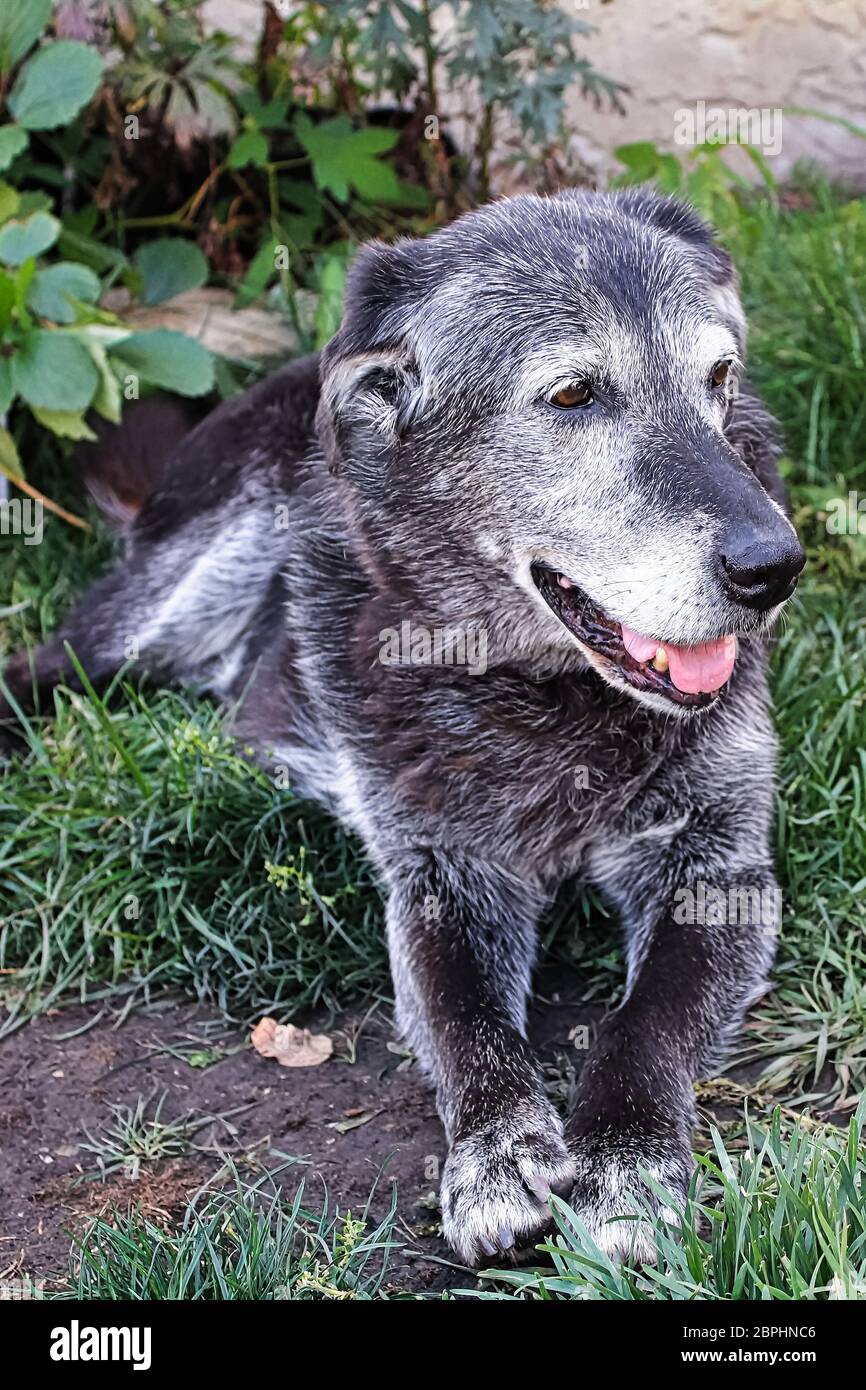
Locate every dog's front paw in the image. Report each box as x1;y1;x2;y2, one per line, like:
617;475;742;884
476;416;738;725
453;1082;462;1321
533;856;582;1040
439;1104;576;1266
566;1139;691;1266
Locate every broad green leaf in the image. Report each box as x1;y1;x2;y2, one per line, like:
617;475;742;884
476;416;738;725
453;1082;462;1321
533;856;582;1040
133;238;208;305
28;261;100;323
11;329;98;410
58;226;129;276
16;190;52;217
294;113;401;204
0;182;18;226
613;141;665;175
109;329;214;397
237;92;287;129
314;254;347;348
0;0;51;71
349;157;403;203
345;125;402;157
31;405;97;440
235;236;279;308
0;210;59;265
13;258;36;327
0;125;28;172
0;269;16;329
8;41;104;131
79;334;121;423
227;129;269;169
387;180;430;210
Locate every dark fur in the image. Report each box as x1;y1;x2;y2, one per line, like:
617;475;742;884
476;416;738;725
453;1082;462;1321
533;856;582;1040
1;190;803;1264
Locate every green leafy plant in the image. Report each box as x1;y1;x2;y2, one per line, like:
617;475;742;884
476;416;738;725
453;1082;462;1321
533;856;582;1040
107;0;240;146
288;1;624;196
0;0;218;520
0;0;625;440
0;2;104;169
612;138;777;229
0;207;214;439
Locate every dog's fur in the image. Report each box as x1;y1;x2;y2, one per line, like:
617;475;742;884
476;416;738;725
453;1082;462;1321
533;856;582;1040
1;189;805;1265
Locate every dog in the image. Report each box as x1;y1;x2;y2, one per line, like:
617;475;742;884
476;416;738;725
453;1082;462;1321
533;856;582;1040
0;188;804;1265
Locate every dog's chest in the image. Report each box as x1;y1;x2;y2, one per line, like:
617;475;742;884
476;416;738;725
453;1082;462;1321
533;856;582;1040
281;528;683;873
351;665;673;871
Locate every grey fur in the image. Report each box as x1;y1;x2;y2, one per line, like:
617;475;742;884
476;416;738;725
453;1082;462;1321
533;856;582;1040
1;189;804;1266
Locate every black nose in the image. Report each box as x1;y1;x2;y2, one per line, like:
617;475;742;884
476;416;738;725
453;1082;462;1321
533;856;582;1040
719;527;805;610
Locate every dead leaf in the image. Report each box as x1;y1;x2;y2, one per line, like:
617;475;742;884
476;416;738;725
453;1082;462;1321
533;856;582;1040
325;1109;382;1134
250;1017;333;1068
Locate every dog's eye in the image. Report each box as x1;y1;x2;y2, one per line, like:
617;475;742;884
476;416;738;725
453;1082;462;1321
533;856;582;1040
550;381;593;409
709;360;731;389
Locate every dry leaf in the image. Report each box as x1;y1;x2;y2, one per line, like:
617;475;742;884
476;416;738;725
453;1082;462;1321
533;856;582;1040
326;1110;382;1135
250;1017;333;1068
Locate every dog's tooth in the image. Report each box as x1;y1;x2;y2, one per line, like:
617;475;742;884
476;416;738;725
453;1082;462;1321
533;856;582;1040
652;645;669;673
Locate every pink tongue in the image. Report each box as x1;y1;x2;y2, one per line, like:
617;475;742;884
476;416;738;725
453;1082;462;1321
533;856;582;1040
621;625;737;695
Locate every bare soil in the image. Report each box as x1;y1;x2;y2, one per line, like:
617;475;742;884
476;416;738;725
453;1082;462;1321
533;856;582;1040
0;967;603;1296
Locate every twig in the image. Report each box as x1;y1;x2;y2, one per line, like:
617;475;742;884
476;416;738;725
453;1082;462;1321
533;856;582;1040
0;460;91;531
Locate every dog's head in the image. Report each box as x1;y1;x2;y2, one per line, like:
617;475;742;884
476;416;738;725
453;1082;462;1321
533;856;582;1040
317;189;804;713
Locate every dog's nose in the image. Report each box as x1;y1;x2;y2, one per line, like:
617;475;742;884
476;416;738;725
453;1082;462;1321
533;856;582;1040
719;525;805;610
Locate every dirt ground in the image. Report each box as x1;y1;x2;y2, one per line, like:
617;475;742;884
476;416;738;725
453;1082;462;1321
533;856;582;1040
0;967;605;1297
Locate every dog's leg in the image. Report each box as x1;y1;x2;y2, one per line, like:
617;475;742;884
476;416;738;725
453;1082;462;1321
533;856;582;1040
384;847;575;1265
569;829;779;1262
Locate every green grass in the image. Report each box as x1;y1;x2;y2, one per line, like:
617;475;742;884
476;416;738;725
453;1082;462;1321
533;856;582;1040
0;563;385;1034
472;1102;866;1301
714;175;866;1109
54;1105;866;1301
732;177;866;494
2;173;866;1299
56;1169;406;1301
76;1091;250;1182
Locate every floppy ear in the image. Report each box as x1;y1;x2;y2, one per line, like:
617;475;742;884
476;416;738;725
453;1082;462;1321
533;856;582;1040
316;238;429;485
614;188;747;353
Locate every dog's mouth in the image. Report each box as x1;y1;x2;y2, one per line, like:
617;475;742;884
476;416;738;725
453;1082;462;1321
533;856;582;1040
530;564;737;709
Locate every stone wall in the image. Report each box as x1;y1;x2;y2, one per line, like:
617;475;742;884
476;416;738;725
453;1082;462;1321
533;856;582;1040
562;0;865;187
202;0;866;187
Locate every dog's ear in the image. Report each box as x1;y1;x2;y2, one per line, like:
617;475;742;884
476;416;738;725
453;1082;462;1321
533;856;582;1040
614;188;747;353
316;238;429;482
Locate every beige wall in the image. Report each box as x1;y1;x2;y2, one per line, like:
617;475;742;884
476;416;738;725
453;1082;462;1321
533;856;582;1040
203;0;866;187
563;0;866;187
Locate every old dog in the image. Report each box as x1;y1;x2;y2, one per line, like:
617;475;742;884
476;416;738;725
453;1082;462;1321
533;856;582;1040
1;189;804;1264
